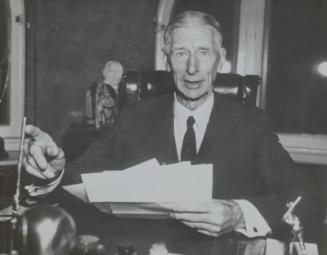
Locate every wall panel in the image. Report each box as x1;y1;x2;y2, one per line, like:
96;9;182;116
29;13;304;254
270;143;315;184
28;0;157;143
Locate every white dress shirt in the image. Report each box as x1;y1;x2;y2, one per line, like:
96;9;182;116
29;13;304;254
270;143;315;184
173;93;271;237
174;93;214;160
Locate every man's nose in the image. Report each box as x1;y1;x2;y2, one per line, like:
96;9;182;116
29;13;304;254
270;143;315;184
186;55;199;75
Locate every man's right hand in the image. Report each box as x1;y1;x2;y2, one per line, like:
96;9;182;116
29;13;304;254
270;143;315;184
23;125;66;181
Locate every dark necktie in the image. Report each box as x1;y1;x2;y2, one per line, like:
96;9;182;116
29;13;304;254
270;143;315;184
181;116;196;161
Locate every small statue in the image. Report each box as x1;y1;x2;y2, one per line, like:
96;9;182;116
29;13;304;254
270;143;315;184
85;61;123;129
94;82;118;129
282;196;307;255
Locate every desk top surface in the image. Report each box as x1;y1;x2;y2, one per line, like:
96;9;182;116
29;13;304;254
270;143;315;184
48;189;273;255
0;188;319;255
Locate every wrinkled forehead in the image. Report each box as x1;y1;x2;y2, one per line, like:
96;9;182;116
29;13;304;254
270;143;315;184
170;25;221;48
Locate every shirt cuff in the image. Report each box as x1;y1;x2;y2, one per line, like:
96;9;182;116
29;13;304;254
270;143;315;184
234;199;272;238
25;168;65;197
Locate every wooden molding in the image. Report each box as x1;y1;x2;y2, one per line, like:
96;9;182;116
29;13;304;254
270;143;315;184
0;0;25;139
4;137;20;151
154;0;176;70
278;134;327;166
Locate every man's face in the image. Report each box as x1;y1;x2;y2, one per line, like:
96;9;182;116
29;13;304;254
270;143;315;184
167;25;225;102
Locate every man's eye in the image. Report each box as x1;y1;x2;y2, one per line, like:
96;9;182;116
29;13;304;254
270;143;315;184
198;50;209;56
175;51;188;57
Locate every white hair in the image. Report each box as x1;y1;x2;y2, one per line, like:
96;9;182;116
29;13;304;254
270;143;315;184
163;11;223;55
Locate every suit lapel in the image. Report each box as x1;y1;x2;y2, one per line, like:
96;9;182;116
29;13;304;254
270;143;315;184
145;95;178;164
143;93;229;165
196;93;227;163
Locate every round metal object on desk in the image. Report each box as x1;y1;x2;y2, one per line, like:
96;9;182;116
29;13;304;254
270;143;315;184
72;235;106;255
14;204;76;255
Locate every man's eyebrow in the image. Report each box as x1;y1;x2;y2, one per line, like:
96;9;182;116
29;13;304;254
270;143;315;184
198;47;210;50
172;46;188;51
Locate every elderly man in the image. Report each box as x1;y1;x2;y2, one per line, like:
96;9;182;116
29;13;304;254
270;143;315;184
23;11;324;240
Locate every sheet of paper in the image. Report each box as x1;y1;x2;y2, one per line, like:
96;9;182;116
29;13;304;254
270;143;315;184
73;159;213;218
158;163;212;202
102;158;160;174
107;202;170;219
63;183;89;203
82;161;212;203
62;186;171;218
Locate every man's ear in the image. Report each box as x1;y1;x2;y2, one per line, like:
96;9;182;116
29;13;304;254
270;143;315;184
217;47;226;72
162;48;171;72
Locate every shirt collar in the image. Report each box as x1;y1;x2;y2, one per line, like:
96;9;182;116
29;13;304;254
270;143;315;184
173;93;214;131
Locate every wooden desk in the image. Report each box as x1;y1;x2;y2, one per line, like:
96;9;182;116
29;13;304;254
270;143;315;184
49;188;266;255
0;188;322;255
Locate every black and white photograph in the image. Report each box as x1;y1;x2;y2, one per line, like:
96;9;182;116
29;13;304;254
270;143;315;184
0;0;327;254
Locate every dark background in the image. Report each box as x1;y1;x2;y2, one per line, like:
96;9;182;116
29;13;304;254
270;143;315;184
265;0;327;134
24;0;239;145
25;0;157;144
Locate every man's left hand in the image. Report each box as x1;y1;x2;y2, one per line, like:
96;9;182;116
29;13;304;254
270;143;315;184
161;199;245;237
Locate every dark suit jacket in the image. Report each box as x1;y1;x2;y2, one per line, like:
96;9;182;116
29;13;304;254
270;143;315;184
65;93;325;240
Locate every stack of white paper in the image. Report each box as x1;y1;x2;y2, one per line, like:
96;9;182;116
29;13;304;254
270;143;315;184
64;159;213;219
